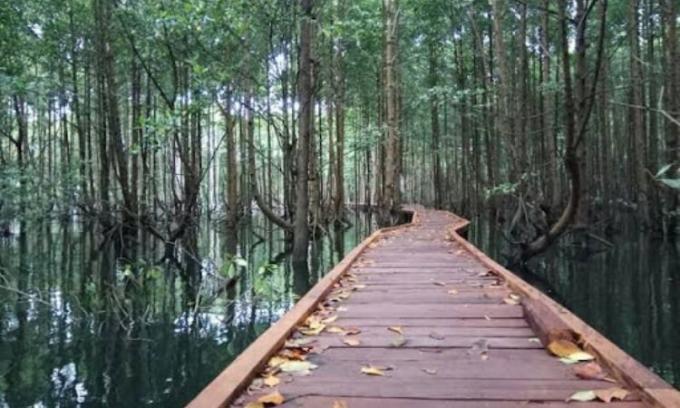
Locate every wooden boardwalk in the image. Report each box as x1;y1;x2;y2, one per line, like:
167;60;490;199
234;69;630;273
188;208;680;408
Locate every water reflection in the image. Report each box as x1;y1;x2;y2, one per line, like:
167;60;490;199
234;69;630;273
469;216;680;387
0;211;376;407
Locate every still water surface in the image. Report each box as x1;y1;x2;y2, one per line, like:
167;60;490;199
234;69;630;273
469;216;680;388
0;212;376;407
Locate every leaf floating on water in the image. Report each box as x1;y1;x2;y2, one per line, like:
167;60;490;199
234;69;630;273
279;360;317;375
573;362;607;381
332;400;348;408
547;340;595;362
567;390;597;402
594;387;629;403
343;337;361;346
361;365;385;376
263;375;280;387
391;336;407;348
388;326;403;335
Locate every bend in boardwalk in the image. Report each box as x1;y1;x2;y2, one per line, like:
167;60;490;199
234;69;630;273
189;208;680;408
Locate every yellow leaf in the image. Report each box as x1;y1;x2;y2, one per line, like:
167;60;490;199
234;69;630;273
299;324;326;336
547;340;594;361
258;391;285;406
595;387;629;403
447;289;459;295
332;400;348;408
353;284;366;290
503;297;520;305
343;337;361;346
244;402;265;408
387;326;403;335
326;326;346;334
263;375;280;387
280;360;317;375
567;390;597;402
322;315;338;324
361;365;385;376
267;356;288;368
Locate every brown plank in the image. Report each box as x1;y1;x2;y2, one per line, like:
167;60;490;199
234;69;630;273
339;304;523;319
280;397;645;408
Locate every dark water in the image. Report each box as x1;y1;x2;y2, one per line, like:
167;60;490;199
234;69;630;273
469;216;680;388
0;212;376;407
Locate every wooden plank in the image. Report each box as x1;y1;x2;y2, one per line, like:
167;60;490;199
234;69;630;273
340;304;523;319
280;397;645;408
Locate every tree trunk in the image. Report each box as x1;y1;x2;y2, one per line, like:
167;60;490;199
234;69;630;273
293;0;315;263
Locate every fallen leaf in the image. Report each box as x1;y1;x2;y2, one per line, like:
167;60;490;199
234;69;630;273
332;401;348;408
353;284;366;290
422;368;438;375
484;315;492;321
528;337;541;343
244;402;264;408
503;297;520;305
344;327;362;335
567;390;597;402
326;326;346;334
343;337;361;346
322;315;338;324
258;390;285;405
391;336;407;347
594;387;629;403
559;358;580;365
298;324;326;336
432;281;446;287
388;326;403;335
279;360;317;375
573;362;607;381
278;349;306;360
547;340;595;362
447;289;459;295
361;365;385;376
429;332;445;340
263;375;280;387
336;306;348;312
508;293;521;301
267;356;288;368
285;338;316;348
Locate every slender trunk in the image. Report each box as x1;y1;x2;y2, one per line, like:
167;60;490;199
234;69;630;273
293;0;315;263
